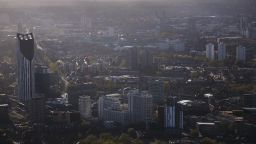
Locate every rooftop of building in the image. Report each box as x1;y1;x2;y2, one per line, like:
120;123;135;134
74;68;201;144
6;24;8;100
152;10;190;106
0;104;8;107
128;89;152;98
178;100;207;107
196;122;215;125
204;93;213;98
243;107;256;112
79;95;91;99
106;93;122;98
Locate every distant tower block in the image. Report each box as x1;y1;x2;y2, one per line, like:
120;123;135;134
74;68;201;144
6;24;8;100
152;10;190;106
128;89;153;123
205;43;215;61
79;96;91;119
218;42;226;61
81;16;92;30
240;16;250;38
236;45;246;62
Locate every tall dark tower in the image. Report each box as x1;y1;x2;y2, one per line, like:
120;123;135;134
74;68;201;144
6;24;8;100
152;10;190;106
159;10;168;34
17;33;35;102
128;47;138;70
187;17;198;51
34;65;50;96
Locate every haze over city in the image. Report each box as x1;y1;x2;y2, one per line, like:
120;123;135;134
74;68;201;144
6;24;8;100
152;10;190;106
0;0;255;144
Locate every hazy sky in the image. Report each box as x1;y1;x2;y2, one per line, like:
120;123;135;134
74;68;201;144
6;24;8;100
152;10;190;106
0;0;248;7
0;0;179;7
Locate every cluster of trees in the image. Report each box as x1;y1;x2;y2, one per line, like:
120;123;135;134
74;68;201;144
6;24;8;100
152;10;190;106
201;137;217;144
79;133;143;144
230;84;256;93
79;132;169;144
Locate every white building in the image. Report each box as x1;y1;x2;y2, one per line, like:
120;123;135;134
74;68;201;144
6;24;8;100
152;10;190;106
236;45;246;62
102;107;129;125
205;43;215;61
79;96;91;118
128;89;153;123
218;42;226;61
98;93;129;125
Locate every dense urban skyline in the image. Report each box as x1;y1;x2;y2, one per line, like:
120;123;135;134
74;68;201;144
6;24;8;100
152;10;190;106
0;0;255;143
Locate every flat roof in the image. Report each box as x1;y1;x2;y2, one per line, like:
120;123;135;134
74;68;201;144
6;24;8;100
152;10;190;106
196;122;215;125
106;93;122;97
0;104;8;107
243;107;256;111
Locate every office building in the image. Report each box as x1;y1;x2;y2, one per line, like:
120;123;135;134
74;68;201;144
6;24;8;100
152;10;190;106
34;65;50;96
68;82;96;110
218;42;226;61
29;65;49;124
17;32;35;102
165;99;183;129
127;47;138;70
164;97;183;129
128;89;153;123
157;97;183;136
236;45;246;62
205;43;215;61
98;94;129;125
28;95;45;123
187;18;198;51
101;108;129;125
79;96;91;118
98;93;122;119
138;48;153;68
149;80;170;104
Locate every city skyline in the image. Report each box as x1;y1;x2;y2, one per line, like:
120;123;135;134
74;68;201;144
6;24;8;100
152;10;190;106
0;0;255;143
